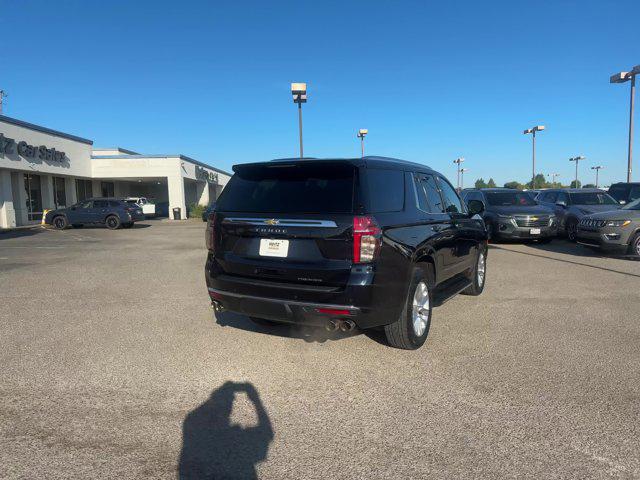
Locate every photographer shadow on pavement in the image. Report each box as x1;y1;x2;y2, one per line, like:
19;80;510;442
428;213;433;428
178;381;274;480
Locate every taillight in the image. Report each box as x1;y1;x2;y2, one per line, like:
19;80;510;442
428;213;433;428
205;212;217;251
353;216;381;263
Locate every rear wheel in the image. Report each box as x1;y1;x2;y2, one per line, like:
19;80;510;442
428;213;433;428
628;232;640;257
105;215;121;230
462;247;487;296
52;216;68;230
566;219;578;242
384;265;433;350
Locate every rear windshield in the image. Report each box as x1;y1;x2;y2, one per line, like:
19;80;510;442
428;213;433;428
485;192;537;206
217;163;355;213
569;192;617;205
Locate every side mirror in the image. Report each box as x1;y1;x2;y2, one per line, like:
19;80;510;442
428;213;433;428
555;200;567;208
467;199;485;216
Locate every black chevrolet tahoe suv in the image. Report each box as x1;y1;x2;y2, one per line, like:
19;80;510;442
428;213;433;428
205;157;488;350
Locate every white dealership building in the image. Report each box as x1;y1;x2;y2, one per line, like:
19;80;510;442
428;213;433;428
0;115;230;228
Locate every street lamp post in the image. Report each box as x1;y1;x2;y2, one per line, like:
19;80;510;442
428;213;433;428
569;156;586;187
357;129;368;158
547;172;560;185
460;168;469;190
591;165;604;188
291;83;307;159
610;65;639;182
523;125;545;189
453;157;464;190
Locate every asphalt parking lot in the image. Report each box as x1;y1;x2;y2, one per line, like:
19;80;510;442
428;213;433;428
1;221;639;479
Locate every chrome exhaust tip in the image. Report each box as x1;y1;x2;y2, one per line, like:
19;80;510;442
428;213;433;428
325;319;339;332
211;300;225;313
339;319;355;332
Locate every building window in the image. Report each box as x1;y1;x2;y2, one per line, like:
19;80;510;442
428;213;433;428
53;177;67;208
24;174;43;222
76;179;93;202
101;181;115;197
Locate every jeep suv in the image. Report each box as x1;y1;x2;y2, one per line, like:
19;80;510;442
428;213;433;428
537;188;620;241
204;157;488;350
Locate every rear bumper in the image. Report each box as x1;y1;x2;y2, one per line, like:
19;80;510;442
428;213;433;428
205;254;399;329
208;287;360;327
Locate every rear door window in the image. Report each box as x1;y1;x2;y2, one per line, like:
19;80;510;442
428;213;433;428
362;168;404;213
414;174;445;213
437;177;465;214
218;162;355;213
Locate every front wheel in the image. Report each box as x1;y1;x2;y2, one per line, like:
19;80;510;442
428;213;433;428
384;265;433;350
105;215;121;230
52;216;68;230
628;232;640;257
462;247;487;296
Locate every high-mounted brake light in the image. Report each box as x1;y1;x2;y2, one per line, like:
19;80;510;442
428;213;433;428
353;216;381;263
205;212;217;251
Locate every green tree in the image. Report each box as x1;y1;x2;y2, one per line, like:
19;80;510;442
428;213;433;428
583;183;596;188
487;178;497;188
504;181;523;190
474;178;487;189
570;180;582;188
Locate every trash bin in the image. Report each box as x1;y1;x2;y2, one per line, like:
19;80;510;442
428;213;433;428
172;207;181;220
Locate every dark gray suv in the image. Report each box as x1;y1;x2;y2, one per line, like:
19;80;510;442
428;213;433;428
44;198;145;230
537;189;620;241
577;198;640;256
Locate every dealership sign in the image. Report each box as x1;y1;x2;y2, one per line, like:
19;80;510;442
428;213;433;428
196;165;218;183
0;132;67;162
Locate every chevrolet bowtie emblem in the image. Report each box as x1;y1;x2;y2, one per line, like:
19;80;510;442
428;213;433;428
530;217;538;221
265;219;279;225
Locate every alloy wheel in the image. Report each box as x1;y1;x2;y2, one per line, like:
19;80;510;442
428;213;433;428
634;236;640;257
411;281;430;337
477;251;486;286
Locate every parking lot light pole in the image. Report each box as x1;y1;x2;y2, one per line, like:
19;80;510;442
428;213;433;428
523;126;545;189
291;83;307;159
610;65;639;182
569;156;585;187
591;165;604;188
357;129;368;158
547;172;560;185
460;168;469;190
453;157;464;190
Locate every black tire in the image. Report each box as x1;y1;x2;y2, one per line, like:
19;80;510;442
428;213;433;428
462;246;487;296
566;218;578;242
384;264;433;350
52;215;68;230
105;215;121;230
628;232;640;257
250;317;278;326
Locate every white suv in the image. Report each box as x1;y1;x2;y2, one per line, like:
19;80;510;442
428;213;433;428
124;197;156;216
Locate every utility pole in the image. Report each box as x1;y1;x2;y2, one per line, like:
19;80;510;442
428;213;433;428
610;65;639;182
460;168;469;190
523;126;545;189
591;165;604;188
453;157;464;190
0;90;7;115
357;129;368;158
569;156;585;187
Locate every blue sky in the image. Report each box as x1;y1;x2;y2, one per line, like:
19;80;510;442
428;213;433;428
2;0;638;186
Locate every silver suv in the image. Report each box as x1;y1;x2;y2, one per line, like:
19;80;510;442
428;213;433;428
577;198;640;256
